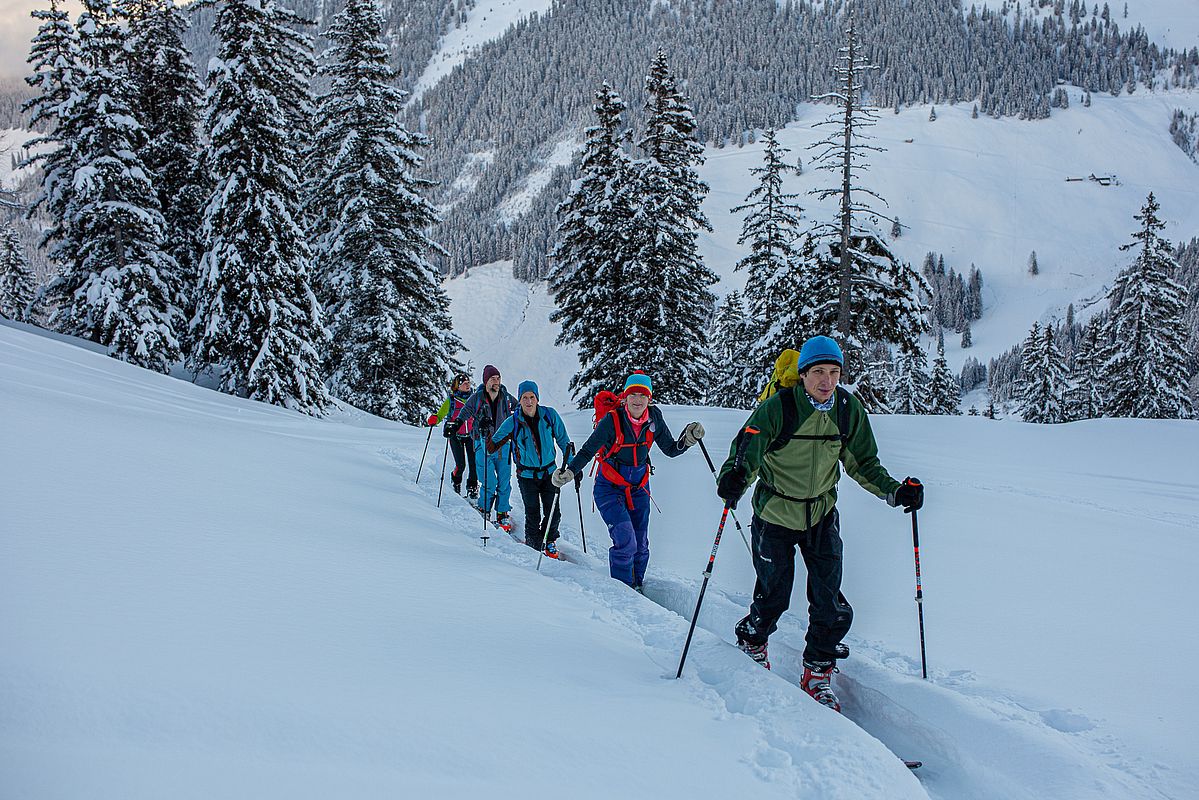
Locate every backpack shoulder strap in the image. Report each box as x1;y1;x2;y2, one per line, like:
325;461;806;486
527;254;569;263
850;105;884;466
834;386;851;444
768;387;799;453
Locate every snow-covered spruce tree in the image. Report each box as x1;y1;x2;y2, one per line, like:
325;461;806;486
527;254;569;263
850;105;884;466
192;0;329;413
855;340;895;413
730;128;805;374
23;0;81;306
1028;250;1039;276
892;347;930;415
38;0;185;371
0;224;37;321
928;332;961;414
803;7;928;405
1065;317;1106;420
1017;322;1068;423
706;290;759;409
124;0;207;317
1103;193;1194;419
620;49;717;405
549;82;636;407
305;0;461;423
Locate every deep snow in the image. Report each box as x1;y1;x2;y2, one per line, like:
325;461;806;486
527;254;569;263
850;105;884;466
3;319;1198;799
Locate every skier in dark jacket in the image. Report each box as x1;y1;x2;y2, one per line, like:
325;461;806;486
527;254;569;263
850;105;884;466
453;365;517;526
716;335;924;712
491;380;572;556
553;372;705;590
427;373;479;499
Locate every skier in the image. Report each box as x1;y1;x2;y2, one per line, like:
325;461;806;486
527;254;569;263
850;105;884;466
490;380;572;557
553;372;705;590
716;335;924;711
427;373;479;499
452;365;517;528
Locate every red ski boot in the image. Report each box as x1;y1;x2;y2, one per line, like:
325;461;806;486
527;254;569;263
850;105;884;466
801;660;841;712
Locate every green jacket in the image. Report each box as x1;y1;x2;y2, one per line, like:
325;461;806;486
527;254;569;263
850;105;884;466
718;387;901;531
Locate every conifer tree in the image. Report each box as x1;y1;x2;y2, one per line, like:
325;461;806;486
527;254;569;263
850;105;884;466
1065;317;1105;419
1103;193;1194;418
306;0;460;422
731;128;805;374
929;333;961;414
707;290;758;409
38;0;185;371
804;8;928;389
0;224;37;321
892;348;930;414
620;50;717;404
124;0;207;314
1028;250;1040;276
191;0;329;413
549;83;635;406
1018;322;1068;423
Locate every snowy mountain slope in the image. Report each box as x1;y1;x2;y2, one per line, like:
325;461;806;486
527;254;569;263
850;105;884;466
0;320;923;800
447;88;1199;388
407;0;555;105
4;321;1198;799
443;260;579;403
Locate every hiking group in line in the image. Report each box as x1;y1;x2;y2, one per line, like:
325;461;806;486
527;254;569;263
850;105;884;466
425;335;925;711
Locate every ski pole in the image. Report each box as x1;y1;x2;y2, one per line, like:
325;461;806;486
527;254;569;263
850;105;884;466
697;439;752;556
415;423;434;483
567;443;587;554
537;450;570;571
480;434;490;546
909;502;928;679
676;426;758;679
436;435;450;507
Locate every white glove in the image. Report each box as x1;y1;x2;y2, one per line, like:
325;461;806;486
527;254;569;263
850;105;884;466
551;467;575;488
680;421;705;448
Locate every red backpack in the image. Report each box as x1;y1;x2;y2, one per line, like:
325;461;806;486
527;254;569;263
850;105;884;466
591;390;654;508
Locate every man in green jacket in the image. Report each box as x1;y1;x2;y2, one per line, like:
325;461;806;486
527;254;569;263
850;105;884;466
717;335;924;712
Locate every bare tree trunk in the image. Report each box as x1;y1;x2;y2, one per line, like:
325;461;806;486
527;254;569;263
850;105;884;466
837;20;856;356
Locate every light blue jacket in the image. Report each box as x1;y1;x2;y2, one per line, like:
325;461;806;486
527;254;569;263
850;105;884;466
492;406;571;479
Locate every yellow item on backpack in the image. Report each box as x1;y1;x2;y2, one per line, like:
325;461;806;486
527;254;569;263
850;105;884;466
757;349;801;402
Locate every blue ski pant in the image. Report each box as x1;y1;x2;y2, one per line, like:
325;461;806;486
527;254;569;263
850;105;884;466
474;439;512;515
593;466;652;587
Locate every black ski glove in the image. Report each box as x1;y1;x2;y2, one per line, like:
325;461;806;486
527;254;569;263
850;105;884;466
717;466;749;509
887;477;924;512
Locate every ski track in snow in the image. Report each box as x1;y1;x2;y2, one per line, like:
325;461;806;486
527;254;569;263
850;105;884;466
381;443;1173;800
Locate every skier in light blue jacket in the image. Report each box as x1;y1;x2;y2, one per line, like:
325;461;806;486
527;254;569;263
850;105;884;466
491;380;572;557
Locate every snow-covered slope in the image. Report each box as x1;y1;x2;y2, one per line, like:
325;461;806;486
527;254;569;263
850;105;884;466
448;88;1199;388
4;320;1198;799
407;0;555;105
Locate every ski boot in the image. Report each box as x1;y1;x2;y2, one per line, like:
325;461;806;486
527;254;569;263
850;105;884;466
467;483;479;501
543;540;560;559
451;468;462;495
801;660;841;712
495;512;512;532
735;616;771;669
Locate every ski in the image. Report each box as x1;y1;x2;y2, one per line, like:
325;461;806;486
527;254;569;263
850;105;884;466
904;760;922;770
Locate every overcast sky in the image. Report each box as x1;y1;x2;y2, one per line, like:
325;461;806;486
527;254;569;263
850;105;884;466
1;0;84;83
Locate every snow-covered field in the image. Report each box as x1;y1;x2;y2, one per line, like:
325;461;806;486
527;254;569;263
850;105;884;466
4;319;1198;799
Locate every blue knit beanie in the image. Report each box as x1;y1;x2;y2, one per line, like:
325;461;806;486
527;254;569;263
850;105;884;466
796;336;844;372
622;372;653;398
517;380;539;400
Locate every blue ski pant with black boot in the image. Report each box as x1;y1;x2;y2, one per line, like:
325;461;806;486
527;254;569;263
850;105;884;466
593;465;652;587
475;439;512;515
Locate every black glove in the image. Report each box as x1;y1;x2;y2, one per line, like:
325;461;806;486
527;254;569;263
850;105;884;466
888;477;924;512
442;422;454;439
717;466;749;509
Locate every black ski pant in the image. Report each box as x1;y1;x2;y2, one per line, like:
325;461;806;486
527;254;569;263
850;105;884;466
448;436;477;492
739;508;853;665
517;473;562;549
